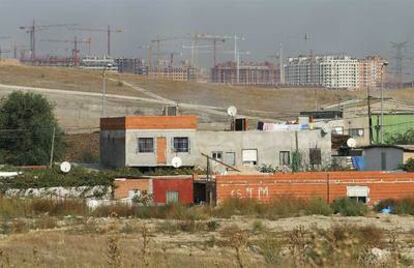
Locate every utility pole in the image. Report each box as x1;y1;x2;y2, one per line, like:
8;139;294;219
101;67;107;116
279;42;285;84
49;125;56;168
367;86;373;144
107;25;111;56
380;61;388;144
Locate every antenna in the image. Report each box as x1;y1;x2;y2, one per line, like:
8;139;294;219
171;156;182;168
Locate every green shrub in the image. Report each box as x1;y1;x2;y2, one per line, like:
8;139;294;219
395;197;414;215
214;198;261;218
330;197;368;216
306;197;332;216
402;158;414;172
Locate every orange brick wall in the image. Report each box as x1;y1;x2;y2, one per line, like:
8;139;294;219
114;178;150;199
101;115;197;130
216;172;414;205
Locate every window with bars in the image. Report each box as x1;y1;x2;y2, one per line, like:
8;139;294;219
173;137;189;152
137;138;154;153
279;151;290;166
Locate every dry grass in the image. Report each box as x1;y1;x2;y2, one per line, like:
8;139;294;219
0;64;142;97
0;63;364;118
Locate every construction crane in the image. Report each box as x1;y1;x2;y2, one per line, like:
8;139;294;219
193;34;232;66
150;36;187;70
0;46;11;61
41;36;92;65
69;25;122;56
19;19;77;61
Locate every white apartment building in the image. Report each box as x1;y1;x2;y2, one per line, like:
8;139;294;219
285;56;321;86
285;55;374;90
320;56;359;89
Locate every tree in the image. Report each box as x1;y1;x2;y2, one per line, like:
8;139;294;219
385;128;414;145
0;91;65;165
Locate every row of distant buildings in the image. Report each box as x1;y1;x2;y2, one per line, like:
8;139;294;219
210;55;386;89
28;54;386;89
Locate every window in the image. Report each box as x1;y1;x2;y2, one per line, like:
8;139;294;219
279;151;290;166
242;149;258;165
173;137;189;152
309;148;322;165
212;151;223;161
347;186;369;203
332;126;344;135
166;191;179;204
224;152;236;166
138;138;154;153
349;128;364;137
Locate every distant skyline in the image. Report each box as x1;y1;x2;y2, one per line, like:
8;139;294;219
1;0;413;77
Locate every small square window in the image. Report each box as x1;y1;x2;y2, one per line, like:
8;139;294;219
173;137;189;153
138;138;154;153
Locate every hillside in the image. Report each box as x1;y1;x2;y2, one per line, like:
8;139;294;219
0;62;412;131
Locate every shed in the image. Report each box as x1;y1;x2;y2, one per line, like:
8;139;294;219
114;175;194;205
361;145;404;171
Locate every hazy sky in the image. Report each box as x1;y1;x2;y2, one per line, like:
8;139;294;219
1;0;413;72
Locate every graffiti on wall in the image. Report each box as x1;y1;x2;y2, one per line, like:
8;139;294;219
230;186;269;200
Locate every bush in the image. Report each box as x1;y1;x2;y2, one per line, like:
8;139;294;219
402;158;414;172
214;198;261;218
330;197;368;216
306;197;333;216
395;197;414;215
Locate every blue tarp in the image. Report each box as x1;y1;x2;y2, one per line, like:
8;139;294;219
352;156;365;170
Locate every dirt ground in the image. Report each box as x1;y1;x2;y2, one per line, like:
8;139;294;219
0;214;413;267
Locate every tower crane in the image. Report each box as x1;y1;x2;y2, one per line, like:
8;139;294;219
41;36;92;65
193;34;232;66
19;19;77;61
69;25;122;56
150;36;187;70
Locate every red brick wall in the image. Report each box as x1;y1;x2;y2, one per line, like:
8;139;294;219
114;178;150;199
216;172;414;205
152;177;194;204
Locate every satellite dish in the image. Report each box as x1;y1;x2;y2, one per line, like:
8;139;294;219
171;157;182;168
60;161;71;173
227;106;237;117
346;138;357;148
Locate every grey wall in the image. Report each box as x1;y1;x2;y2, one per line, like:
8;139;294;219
125;129;197;167
111;128;331;170
101;130;126;168
363;147;403;171
195;129;331;169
